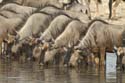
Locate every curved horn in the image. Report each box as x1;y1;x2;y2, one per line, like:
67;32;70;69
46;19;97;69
114;46;118;50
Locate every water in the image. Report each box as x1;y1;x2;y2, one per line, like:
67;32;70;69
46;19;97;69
0;54;125;83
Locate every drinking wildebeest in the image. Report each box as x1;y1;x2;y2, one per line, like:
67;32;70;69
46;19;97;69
32;14;72;64
12;11;73;60
0;17;24;56
75;19;125;67
11;12;54;59
39;14;72;42
109;0;125;19
42;20;88;66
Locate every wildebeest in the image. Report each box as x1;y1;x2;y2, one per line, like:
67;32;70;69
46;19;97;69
53;20;88;48
40;5;90;22
12;11;72;60
75;0;102;18
66;2;90;19
43;20;88;65
59;0;91;19
0;17;24;56
1;3;37;16
11;12;53;59
16;12;53;41
39;14;72;42
32;14;72;64
75;19;125;67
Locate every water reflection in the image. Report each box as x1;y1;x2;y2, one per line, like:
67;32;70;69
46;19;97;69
0;54;124;83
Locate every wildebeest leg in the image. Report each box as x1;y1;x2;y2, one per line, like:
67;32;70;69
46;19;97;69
99;47;106;66
122;64;125;71
109;0;113;19
1;42;7;58
112;0;121;18
63;47;73;66
39;49;46;66
26;45;34;61
116;54;123;70
1;42;4;56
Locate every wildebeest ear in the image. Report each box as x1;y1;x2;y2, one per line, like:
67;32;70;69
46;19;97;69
14;30;19;35
0;0;3;3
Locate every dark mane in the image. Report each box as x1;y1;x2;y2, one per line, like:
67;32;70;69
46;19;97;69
0;13;8;18
88;19;109;28
4;9;19;14
2;2;22;6
41;4;63;10
54;13;80;22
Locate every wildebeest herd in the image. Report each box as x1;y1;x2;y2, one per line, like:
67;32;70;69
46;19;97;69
0;0;125;70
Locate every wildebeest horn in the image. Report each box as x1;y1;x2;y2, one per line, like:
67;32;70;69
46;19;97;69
15;34;20;40
113;46;118;53
63;47;68;51
74;46;79;50
0;0;3;3
68;43;71;48
114;46;118;50
14;30;19;35
29;36;33;40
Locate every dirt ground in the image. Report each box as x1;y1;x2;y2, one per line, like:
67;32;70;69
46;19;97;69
90;0;125;25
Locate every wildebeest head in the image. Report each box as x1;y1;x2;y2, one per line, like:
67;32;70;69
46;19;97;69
11;41;23;55
69;49;82;67
69;47;92;67
32;40;53;65
116;47;125;56
44;47;66;65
